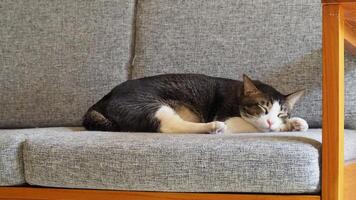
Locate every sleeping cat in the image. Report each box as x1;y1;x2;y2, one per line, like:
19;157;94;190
83;74;308;134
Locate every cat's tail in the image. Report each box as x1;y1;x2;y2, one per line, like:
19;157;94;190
82;108;119;131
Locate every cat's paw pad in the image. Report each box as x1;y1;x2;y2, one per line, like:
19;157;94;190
289;117;309;132
209;121;227;134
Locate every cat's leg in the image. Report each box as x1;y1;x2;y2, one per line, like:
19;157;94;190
224;117;260;133
279;117;309;132
155;106;226;134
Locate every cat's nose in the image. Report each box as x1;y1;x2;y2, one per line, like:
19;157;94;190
267;119;273;128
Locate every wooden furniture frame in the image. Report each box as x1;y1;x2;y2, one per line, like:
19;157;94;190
1;1;356;200
322;1;356;200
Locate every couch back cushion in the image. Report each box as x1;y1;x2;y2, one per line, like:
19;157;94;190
132;0;356;128
0;0;135;128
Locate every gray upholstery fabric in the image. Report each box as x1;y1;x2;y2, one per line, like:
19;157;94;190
23;128;356;193
0;0;135;128
132;0;356;129
0;127;83;186
0;131;26;186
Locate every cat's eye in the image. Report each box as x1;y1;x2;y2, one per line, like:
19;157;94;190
258;104;268;115
278;113;288;118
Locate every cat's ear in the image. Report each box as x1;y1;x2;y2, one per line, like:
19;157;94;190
285;89;305;109
243;74;261;96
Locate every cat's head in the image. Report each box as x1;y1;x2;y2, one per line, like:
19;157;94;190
239;74;304;132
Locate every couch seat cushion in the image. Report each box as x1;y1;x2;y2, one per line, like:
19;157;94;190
22;128;356;194
0;127;82;186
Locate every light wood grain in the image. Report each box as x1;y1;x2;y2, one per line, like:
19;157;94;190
322;4;345;200
345;161;356;200
0;187;320;200
343;3;356;22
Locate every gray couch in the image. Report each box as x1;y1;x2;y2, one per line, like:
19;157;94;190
1;0;356;194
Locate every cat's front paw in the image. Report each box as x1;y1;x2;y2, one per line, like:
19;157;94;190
288;117;309;132
209;121;227;134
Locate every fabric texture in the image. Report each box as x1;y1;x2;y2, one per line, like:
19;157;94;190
23;128;356;193
0;131;26;186
0;127;83;186
132;0;356;129
0;0;135;128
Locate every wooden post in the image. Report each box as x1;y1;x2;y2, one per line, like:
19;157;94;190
322;4;345;200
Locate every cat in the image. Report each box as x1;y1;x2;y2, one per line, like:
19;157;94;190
83;74;308;134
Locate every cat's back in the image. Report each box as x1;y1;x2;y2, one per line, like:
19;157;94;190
111;73;220;97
